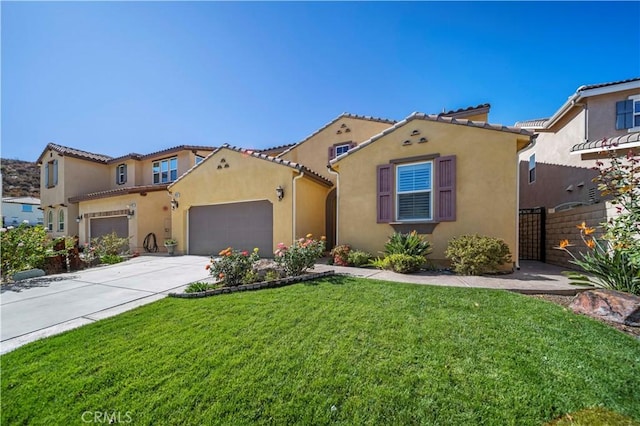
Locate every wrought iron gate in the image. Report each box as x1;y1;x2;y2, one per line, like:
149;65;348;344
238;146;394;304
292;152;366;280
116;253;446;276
519;207;545;261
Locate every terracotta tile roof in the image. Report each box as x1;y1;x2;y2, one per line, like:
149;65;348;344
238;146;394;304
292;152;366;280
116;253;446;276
514;118;549;129
276;112;397;158
169;144;333;188
331;112;533;164
577;77;640;92
570;132;640;154
68;184;169;203
439;103;491;117
258;143;296;154
37;143;113;164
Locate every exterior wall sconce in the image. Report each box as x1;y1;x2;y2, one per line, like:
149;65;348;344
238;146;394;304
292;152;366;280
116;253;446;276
276;186;284;201
127;209;135;219
76;215;82;223
171;199;179;210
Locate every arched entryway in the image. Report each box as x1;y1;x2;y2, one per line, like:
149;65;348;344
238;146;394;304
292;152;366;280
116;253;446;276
325;188;337;250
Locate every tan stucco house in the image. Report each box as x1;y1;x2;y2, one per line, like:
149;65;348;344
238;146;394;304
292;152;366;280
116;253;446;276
167;105;534;268
37;143;214;252
517;77;640;210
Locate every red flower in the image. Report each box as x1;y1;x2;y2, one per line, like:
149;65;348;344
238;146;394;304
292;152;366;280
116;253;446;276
241;251;249;256
205;264;211;270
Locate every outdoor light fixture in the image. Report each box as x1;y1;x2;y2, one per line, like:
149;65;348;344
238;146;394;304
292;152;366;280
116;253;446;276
127;209;135;219
76;215;82;223
171;199;179;210
276;186;284;201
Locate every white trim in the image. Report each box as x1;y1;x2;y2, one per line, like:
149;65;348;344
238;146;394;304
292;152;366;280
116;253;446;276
570;140;640;155
395;160;433;222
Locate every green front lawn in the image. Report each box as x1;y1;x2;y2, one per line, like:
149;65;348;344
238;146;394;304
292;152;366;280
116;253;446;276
2;277;639;425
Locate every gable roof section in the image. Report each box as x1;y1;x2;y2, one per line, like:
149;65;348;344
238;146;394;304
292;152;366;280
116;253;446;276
37;143;216;165
169;144;333;189
37;143;113;164
276;113;397;158
331;112;533;164
517;77;640;130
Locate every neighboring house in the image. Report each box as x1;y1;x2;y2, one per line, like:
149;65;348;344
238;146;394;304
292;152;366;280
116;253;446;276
37;143;215;251
168;104;534;267
517;77;640;210
1;197;43;227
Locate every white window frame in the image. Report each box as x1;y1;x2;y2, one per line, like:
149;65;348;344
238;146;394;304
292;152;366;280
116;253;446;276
395;160;433;221
528;154;536;184
152;157;178;184
47;211;53;231
630;95;640;133
117;164;127;185
195;155;205;165
58;209;65;232
335;144;350;157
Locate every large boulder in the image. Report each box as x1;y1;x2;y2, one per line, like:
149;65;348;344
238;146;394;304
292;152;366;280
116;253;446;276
569;289;640;327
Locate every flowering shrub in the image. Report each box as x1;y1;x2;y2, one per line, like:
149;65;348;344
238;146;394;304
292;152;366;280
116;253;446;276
207;247;260;287
557;222;639;295
91;232;130;257
1;223;52;280
274;234;325;276
331;244;351;266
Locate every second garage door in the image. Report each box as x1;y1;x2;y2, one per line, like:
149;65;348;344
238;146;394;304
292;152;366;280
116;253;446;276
188;200;273;256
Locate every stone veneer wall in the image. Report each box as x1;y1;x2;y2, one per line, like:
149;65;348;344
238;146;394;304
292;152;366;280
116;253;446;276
544;202;616;269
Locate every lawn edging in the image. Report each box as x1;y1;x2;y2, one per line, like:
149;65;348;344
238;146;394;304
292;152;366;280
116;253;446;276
169;270;335;298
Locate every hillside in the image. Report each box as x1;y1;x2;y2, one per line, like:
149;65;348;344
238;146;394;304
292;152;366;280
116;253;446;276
1;159;40;198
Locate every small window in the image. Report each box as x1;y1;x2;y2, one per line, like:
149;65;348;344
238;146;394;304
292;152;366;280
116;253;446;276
616;98;640;130
58;209;64;232
45;160;58;188
335;144;350;157
47;211;53;231
396;161;433;221
153;157;178;184
528;154;536;183
22;204;33;212
195;155;205;165
116;164;127;185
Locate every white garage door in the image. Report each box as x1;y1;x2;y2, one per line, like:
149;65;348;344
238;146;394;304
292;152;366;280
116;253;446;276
188;200;273;256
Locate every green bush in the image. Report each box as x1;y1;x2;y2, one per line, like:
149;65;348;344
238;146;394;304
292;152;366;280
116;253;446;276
184;282;218;293
274;235;325;276
330;244;351;266
445;234;512;275
100;254;124;265
347;250;373;267
1;224;52;280
208;247;260;287
384;231;432;257
372;254;424;273
91;232;130;257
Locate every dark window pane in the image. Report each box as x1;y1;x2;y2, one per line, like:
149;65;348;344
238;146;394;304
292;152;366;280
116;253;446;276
397;192;431;220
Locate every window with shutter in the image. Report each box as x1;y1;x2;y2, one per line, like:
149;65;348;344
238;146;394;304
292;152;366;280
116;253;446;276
616;100;633;130
435;156;456;221
396;162;432;221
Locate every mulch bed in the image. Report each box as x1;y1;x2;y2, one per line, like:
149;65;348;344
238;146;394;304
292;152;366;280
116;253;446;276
529;294;640;339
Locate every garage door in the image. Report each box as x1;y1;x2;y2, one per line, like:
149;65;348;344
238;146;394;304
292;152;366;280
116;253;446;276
90;216;129;240
189;200;273;256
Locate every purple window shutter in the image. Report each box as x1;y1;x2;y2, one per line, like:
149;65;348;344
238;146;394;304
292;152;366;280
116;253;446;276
377;164;393;223
435;155;456;221
328;146;336;161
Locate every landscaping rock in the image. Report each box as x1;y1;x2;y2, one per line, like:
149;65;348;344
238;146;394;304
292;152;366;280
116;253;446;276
569;289;640;327
12;269;45;281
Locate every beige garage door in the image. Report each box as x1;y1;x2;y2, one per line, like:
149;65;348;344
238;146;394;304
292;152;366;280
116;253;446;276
90;216;129;240
188;201;273;256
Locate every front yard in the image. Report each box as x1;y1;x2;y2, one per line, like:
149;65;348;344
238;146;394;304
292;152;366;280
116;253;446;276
2;276;639;425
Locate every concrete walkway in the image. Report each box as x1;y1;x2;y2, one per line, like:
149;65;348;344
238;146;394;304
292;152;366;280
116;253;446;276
1;256;588;355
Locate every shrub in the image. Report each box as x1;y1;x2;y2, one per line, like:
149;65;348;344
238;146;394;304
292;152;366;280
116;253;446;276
264;270;282;282
208;247;260;287
1;223;52;280
347;250;373;267
274;234;325;276
374;254;424;273
100;254;124;265
445;234;512;275
331;244;351;266
184;282;218;293
92;232;130;257
384;231;432;257
557;224;640;295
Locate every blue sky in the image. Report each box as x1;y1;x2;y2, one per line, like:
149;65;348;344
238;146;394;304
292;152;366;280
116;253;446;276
2;1;639;161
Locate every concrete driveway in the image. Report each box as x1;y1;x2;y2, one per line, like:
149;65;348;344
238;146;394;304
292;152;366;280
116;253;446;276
1;255;211;354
